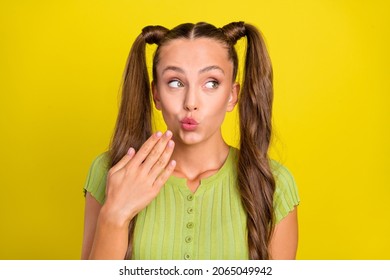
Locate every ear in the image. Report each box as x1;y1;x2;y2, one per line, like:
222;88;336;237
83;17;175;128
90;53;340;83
226;82;239;112
152;81;162;111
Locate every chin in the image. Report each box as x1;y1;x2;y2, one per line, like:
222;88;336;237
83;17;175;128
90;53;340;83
176;131;205;146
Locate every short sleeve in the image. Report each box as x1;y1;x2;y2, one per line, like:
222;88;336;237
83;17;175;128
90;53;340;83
83;152;110;204
270;160;300;224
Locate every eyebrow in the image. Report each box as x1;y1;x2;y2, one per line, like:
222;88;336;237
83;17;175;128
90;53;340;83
199;65;225;75
162;65;225;75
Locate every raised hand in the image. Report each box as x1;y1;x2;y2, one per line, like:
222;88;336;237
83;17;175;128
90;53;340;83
89;130;176;259
102;130;176;226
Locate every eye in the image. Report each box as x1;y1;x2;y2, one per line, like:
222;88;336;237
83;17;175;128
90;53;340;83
205;80;219;89
168;80;184;88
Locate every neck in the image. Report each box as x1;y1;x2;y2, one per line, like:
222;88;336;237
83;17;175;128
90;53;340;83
171;138;230;183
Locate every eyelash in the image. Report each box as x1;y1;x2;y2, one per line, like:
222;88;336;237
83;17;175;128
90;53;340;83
168;80;184;88
205;80;219;89
167;79;220;89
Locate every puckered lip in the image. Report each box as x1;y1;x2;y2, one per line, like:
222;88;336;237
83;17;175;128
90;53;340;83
180;117;199;125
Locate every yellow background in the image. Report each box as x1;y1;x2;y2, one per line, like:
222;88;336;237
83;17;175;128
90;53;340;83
0;0;389;259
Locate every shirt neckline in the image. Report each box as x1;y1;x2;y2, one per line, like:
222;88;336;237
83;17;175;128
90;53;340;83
166;146;237;193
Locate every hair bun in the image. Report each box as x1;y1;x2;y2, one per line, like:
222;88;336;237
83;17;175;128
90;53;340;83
142;25;169;45
221;21;246;44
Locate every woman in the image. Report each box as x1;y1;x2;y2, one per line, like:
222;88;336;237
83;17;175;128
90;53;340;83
81;21;300;260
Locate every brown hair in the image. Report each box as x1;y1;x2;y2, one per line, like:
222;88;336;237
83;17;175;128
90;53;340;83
109;22;275;259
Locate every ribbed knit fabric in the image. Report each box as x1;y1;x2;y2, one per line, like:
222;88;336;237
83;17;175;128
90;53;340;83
83;147;300;259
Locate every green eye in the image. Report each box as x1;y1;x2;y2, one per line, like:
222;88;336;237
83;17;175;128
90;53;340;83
168;80;184;88
205;80;219;89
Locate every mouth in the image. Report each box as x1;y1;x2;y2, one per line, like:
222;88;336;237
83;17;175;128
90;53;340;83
181;117;199;125
180;117;199;131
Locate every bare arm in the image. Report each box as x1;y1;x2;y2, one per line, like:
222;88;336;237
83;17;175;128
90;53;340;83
81;192;131;259
81;193;102;259
88;202;130;259
269;206;298;259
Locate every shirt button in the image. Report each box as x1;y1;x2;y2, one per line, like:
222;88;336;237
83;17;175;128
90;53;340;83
186;222;194;229
185;236;192;243
184;254;191;260
187;194;194;201
187;207;193;214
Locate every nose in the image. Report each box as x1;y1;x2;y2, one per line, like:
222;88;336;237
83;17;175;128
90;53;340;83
185;103;198;111
184;86;198;111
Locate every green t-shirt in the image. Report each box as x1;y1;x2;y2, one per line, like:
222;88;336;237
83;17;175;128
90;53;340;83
84;147;300;259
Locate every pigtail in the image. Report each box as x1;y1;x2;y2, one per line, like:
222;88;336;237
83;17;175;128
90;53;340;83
109;25;168;259
223;22;276;259
110;25;168;167
240;23;275;260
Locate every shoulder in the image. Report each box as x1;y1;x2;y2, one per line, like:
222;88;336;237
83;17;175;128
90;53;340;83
270;159;300;224
91;152;110;171
83;152;110;204
270;160;296;188
86;152;110;180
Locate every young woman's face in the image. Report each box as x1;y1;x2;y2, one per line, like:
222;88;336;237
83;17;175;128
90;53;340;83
152;38;239;146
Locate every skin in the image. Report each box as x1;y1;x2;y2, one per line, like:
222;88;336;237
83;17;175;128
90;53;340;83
152;38;239;192
81;37;298;260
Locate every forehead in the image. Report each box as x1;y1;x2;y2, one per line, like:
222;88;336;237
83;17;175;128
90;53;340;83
156;38;232;71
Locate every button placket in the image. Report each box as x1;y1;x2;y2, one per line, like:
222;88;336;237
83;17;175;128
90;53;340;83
183;193;195;260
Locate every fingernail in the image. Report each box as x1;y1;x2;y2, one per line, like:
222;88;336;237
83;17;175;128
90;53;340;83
127;147;135;155
165;130;172;137
168;140;174;148
156;131;162;138
170;160;176;166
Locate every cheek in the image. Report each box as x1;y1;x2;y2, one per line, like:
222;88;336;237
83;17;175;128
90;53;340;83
159;96;182;117
208;96;229;113
204;97;230;125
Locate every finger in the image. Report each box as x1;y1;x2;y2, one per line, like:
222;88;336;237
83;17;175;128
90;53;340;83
152;160;176;192
141;130;173;171
108;147;135;175
130;131;163;166
148;139;175;178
